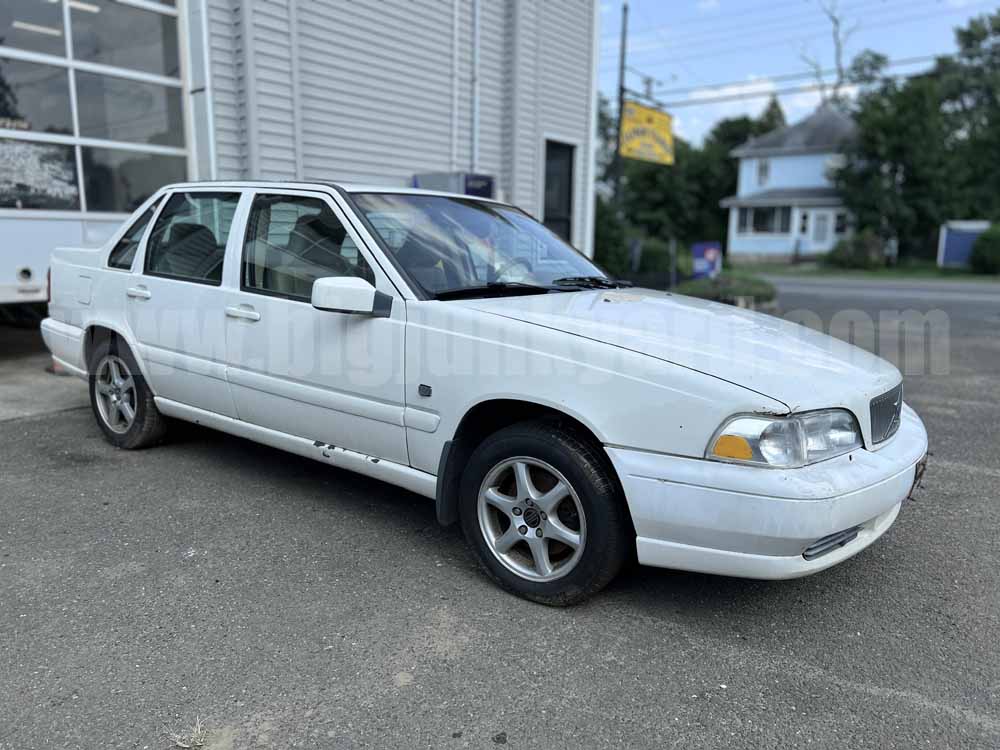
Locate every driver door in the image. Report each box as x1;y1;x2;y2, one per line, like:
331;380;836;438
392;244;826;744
223;189;407;464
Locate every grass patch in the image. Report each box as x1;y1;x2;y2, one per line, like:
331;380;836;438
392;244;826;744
737;258;998;281
169;718;208;749
674;271;776;305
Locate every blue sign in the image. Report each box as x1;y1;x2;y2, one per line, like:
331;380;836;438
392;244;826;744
691;241;722;280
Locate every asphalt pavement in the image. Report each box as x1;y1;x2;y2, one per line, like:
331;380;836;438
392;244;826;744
1;277;998;749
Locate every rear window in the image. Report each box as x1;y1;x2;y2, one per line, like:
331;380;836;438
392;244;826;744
107;198;161;270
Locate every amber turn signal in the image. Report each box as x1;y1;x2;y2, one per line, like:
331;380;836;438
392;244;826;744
712;434;753;460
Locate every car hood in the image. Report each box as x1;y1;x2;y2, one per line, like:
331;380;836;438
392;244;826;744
456;288;901;414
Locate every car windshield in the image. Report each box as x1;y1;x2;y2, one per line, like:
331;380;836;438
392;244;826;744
350;193;608;297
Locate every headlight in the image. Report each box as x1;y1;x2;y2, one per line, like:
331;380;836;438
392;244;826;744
707;409;862;468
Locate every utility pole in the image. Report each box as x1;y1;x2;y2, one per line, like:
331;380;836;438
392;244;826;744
612;1;628;211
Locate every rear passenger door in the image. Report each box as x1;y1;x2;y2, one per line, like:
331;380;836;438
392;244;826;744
127;190;243;417
222;190;407;464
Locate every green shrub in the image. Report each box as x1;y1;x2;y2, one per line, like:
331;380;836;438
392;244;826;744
824;229;885;270
593;196;629;277
970;225;1000;274
675;271;776;305
637;237;693;278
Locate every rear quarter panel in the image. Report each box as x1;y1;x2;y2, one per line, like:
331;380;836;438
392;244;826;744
46;186;155;377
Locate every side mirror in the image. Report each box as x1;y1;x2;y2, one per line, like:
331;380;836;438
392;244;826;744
311;276;392;317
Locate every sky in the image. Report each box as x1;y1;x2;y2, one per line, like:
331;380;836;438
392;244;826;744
597;0;994;144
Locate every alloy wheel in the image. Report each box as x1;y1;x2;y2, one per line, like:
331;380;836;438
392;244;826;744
477;457;586;582
94;354;137;434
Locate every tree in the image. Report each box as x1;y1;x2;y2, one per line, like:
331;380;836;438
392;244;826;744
0;60;19;121
801;0;858;106
836;73;957;258
939;12;1000;220
758;96;787;132
595;93;617;183
835;10;1000;258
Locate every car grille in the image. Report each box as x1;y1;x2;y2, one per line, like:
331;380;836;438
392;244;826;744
870;383;903;444
802;525;862;561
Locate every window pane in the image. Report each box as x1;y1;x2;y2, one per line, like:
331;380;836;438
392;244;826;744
752;208;775;233
779;207;791;233
0;0;66;57
354;193;604;296
71;0;180;78
0;58;72;135
108;198;161;269
82;146;185;212
738;207;749;233
243;195;374;299
757;159;770;186
0;139;79;209
146;192;240;284
76;72;183;146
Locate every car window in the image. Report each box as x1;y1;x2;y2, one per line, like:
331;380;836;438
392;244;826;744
108;198;161;270
145;191;240;285
352;193;605;296
242;194;375;300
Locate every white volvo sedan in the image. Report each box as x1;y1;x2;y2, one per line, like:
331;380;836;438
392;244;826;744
42;182;928;605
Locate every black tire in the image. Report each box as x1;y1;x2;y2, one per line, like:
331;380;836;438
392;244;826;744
459;420;630;606
88;336;167;449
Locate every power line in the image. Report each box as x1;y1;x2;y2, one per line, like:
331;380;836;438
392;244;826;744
599;0;934;59
658;68;932;109
630;3;706;89
651;54;945;96
610;4;985;69
600;0;835;40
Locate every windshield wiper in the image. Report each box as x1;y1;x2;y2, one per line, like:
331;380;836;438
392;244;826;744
551;276;633;289
433;282;557;301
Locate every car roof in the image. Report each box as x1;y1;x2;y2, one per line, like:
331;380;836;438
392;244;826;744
160;180;506;205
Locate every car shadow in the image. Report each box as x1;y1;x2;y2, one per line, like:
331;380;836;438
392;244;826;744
0;322;48;361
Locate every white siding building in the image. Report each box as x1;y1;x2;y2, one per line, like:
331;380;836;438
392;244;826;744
721;106;855;262
1;0;599;304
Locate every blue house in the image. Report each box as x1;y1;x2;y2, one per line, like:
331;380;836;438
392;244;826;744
721;106;856;262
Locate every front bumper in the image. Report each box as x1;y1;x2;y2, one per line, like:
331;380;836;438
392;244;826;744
607;404;928;580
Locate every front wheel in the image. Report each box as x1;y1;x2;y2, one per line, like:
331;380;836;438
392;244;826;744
459;420;630;606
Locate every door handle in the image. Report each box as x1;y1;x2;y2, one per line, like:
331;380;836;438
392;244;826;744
225;305;261;322
126;286;151;300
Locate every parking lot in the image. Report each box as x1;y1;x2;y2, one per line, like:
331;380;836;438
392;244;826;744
2;277;999;749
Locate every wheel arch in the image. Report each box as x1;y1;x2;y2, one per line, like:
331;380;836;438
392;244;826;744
435;397;625;528
82;323;153;387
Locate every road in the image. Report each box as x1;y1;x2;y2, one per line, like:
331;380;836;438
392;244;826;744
1;277;998;749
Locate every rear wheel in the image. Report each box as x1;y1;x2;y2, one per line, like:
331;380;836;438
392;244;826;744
459;420;629;606
88;337;167;449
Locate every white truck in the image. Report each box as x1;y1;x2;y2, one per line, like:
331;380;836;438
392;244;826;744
42;181;928;604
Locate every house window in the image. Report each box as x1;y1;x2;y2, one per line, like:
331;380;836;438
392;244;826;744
543;140;574;243
757;158;770;186
750;206;791;234
738;207;750;233
835;212;848;234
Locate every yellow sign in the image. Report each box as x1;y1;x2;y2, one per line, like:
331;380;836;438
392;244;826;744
620;100;674;166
